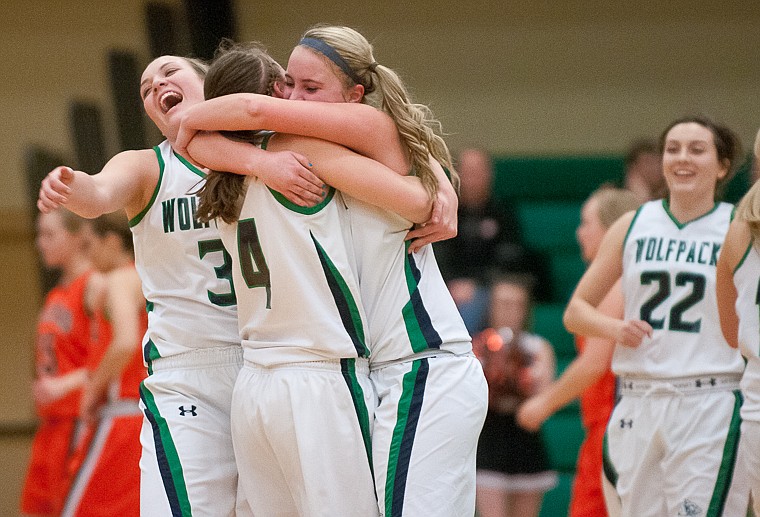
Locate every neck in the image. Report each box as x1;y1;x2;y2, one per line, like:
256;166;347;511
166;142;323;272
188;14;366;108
667;195;716;224
59;256;91;285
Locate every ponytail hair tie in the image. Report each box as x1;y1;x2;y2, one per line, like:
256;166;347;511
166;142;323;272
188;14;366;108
368;62;379;72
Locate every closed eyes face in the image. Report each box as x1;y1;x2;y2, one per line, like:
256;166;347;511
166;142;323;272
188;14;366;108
282;45;358;103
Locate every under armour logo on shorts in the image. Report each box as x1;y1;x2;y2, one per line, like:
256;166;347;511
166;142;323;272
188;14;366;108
678;498;702;516
619;419;633;428
179;405;198;416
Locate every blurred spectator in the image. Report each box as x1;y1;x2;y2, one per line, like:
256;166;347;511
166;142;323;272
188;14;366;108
473;274;557;517
623;138;664;202
435;148;548;331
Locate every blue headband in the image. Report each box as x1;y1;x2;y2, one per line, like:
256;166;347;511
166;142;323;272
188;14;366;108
299;37;362;85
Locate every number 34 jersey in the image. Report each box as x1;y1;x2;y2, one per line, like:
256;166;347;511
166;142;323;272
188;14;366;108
617;200;744;379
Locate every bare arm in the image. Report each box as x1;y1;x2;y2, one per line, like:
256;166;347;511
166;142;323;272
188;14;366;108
37;150;158;220
406;158;459;252
529;338;557;394
186;132;325;207
272;134;432;223
517;280;622;431
81;268;145;421
33;368;89;406
716;218;751;349
564;211;652;347
177;94;407;173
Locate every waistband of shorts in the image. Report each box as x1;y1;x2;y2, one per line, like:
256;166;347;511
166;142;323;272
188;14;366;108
244;357;369;375
619;373;742;396
101;399;142;417
370;348;474;371
150;345;243;371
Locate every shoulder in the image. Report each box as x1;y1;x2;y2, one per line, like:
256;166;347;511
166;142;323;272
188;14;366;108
606;209;638;247
111;148;162;217
84;271;107;315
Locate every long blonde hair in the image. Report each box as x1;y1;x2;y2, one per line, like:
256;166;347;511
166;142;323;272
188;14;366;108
587;184;641;229
300;25;458;197
735;127;760;240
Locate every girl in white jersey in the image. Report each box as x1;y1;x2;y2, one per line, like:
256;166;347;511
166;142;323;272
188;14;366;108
188;40;437;517
35;55;326;517
716;129;760;516
564;115;749;516
178;27;488;517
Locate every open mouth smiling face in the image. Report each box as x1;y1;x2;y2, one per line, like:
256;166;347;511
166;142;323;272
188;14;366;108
160;91;183;114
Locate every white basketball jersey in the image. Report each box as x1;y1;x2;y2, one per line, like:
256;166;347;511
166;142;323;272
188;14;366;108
217;140;370;366
343;196;472;366
616;200;744;378
733;240;760;420
131;141;239;366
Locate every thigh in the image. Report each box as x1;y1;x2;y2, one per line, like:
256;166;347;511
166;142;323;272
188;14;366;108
372;355;488;517
663;390;747;516
20;419;77;516
139;364;240;517
605;396;667;517
737;420;760;516
233;362;378;517
63;414;142;517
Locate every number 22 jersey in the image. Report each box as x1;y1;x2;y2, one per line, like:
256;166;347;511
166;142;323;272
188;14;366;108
617;199;744;378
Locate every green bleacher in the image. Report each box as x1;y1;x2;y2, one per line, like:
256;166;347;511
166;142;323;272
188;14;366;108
493;155;624;516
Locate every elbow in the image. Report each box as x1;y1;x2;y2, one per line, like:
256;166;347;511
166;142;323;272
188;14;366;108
407;196;434;224
242;96;263;125
562;302;578;334
76;206;107;219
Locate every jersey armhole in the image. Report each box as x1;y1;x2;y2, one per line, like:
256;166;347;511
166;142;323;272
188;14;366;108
733;237;754;275
129;146;165;227
622;205;645;249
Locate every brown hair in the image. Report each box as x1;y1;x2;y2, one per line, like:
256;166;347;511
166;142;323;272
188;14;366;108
55;207;91;234
196;40;281;224
92;211;133;253
659;114;742;197
299;25;458;197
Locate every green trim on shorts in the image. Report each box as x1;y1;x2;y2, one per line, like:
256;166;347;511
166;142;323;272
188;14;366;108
382;359;427;517
340;358;374;473
140;384;192;516
144;338;161;376
706;390;743;516
602;429;618;488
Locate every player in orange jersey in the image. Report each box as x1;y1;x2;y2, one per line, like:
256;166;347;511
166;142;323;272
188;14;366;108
61;211;147;517
21;208;96;517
